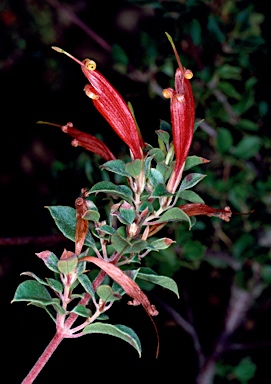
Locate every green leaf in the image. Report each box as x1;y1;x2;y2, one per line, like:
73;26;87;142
151;183;172;198
129;240;151;253
137;267;179;297
35;251;59;273
216;128;233;154
46;278;63;294
148;168;164;186
153;207;191;227
194;119;204;132
156;128;170;146
82;210;100;222
98;225;116;235
236;119;259;131
190;18;201;46
156;162;172;181
101;160;130;177
111;233;131;254
150;238;175;250
119;206;135;225
232;357;257;381
148;148;165;163
184;156;209;171
72;304;92;318
218;81;240;99
125;159;143;178
78;274;95;299
178;173;206;192
83;323;142;357
216;64;241;80
178;190;205;204
12;280;53;305
46;206;96;248
58;254;78;275
231;136;262;159
21;272;47;285
144;156;152;178
96;285;122;302
89;182;133;204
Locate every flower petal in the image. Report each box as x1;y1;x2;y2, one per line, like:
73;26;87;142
165;68;195;193
82;61;144;159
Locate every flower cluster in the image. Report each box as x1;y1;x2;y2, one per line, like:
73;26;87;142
52;42;231;225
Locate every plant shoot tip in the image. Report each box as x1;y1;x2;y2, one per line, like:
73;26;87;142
51;46;63;53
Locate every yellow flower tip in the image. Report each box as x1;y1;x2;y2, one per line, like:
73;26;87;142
83;59;97;71
162;89;171;99
84;85;99;100
184;69;193;80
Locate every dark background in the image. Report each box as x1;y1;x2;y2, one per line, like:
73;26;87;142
1;1;271;383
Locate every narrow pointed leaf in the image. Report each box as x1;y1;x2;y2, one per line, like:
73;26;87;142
78;274;96;299
178;190;205;204
137;268;179;298
83;323;142;357
35;251;59;273
178;173;206;192
150;238;175;250
184;156;210;171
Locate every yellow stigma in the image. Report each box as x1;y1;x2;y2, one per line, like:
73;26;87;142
184;69;193;80
83;59;97;71
162;89;171;99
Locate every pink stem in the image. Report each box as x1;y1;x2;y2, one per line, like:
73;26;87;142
21;331;64;384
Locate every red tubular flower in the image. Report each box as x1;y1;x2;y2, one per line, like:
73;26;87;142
163;39;195;194
52;47;144;160
62;122;116;161
179;203;232;222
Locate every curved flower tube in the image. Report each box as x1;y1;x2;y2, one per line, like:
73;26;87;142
179;203;232;222
52;47;144;160
61;122;116;161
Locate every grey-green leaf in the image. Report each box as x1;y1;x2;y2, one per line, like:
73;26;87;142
12;280;53;305
125;159;143;178
153;207;191;227
137;268;179;298
178;173;206;192
83;323;142;357
101;160;130;177
178;190;205;204
78;274;95;299
71;304;92;318
46;206;96;248
96;285;122;302
89;182;133;204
